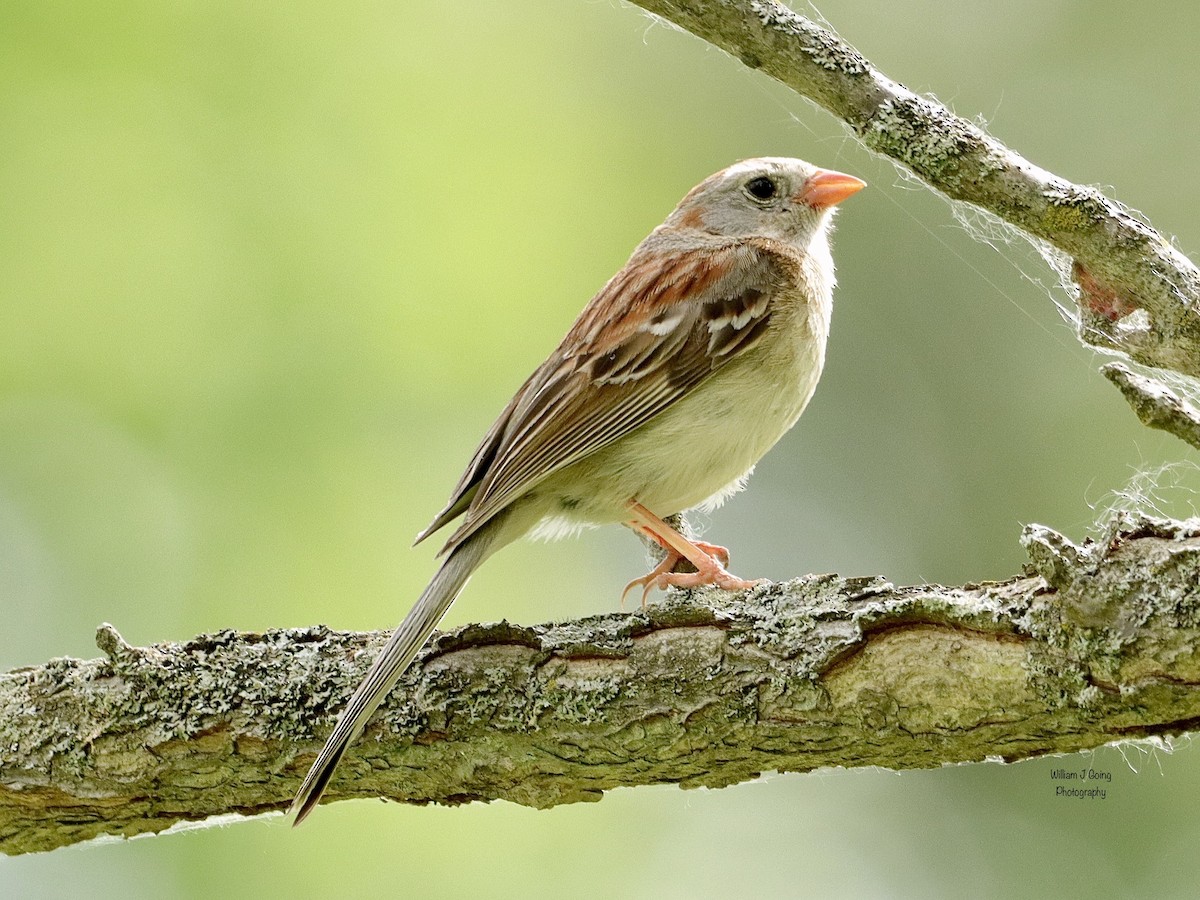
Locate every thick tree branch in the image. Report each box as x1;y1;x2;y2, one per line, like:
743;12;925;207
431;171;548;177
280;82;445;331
633;0;1200;395
3;514;1199;855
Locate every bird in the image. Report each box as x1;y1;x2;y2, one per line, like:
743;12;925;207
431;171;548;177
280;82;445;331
290;157;865;824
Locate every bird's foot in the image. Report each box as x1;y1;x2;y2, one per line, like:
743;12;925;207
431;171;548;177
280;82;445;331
621;500;763;606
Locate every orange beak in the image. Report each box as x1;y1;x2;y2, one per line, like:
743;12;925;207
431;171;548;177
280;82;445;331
797;169;867;209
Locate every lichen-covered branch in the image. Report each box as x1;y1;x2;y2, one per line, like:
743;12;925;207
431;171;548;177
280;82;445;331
631;0;1200;385
2;514;1199;855
1103;362;1200;451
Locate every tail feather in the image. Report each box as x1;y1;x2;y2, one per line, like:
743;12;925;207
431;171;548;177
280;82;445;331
290;529;495;825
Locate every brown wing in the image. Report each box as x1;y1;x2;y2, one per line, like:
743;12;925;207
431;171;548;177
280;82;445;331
416;239;794;553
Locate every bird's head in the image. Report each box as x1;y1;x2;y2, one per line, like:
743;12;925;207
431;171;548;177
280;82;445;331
665;157;866;248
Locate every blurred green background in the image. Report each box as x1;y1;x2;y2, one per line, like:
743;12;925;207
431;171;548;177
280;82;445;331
3;0;1199;896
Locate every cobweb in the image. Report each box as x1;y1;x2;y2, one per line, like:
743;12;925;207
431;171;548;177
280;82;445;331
782;6;1200;527
912;180;1200;533
1086;459;1200;537
922;173;1200;531
795;3;1199;374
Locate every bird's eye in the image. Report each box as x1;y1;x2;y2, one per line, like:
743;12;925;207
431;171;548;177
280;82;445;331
744;176;778;202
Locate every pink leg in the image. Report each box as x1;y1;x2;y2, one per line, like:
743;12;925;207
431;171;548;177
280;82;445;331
621;500;764;604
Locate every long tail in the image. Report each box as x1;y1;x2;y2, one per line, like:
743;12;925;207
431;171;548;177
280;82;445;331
290;527;497;825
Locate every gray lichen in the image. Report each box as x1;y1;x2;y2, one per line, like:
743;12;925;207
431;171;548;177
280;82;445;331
749;0;869;74
860;94;991;185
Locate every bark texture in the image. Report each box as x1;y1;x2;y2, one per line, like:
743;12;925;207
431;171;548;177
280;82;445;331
632;0;1200;390
1103;363;1200;451
3;514;1199;855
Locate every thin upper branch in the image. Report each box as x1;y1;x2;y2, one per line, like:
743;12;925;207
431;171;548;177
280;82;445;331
632;0;1200;382
3;514;1200;855
1103;363;1200;451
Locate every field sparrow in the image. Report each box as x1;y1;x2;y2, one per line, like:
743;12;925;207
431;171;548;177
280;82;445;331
291;157;865;823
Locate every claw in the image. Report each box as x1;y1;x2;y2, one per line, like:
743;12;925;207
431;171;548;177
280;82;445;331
621;549;684;609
